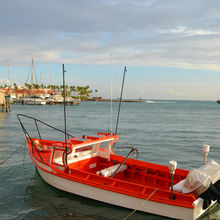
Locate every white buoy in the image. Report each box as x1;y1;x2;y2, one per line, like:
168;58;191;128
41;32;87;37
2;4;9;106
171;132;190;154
169;161;177;200
202;145;210;165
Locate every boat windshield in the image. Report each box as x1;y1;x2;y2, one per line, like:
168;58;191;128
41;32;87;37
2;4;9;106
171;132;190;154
99;141;110;152
75;145;93;152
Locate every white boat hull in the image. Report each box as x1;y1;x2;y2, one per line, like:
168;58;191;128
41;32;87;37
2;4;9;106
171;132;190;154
25;101;46;105
25;98;46;105
33;158;215;220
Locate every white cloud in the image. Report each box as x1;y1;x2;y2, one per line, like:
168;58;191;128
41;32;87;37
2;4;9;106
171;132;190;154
170;25;220;36
0;79;12;86
1;0;220;72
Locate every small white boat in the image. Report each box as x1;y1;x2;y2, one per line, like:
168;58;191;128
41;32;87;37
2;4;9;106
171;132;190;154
46;94;64;104
145;100;155;103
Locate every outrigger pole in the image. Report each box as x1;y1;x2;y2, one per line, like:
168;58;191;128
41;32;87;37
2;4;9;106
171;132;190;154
62;64;69;171
115;66;127;135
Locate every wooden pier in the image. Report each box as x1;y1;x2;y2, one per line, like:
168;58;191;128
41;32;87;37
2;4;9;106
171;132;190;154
0;93;11;112
1;102;11;112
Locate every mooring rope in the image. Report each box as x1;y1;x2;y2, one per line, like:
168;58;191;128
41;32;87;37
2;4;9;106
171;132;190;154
23;141;26;167
0;142;25;166
122;188;158;220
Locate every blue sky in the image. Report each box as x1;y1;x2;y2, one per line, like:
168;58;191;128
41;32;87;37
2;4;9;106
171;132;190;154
1;0;220;100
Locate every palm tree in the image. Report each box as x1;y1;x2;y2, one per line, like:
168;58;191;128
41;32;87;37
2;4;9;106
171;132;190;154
60;85;70;97
40;83;46;89
34;84;40;89
70;86;77;98
25;83;31;90
13;83;18;90
74;85;93;101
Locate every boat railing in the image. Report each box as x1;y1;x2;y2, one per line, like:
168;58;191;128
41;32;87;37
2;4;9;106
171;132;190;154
17;114;75;161
17;114;75;139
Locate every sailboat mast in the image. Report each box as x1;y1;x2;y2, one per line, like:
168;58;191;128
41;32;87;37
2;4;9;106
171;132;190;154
49;63;52;92
31;58;34;93
7;59;11;85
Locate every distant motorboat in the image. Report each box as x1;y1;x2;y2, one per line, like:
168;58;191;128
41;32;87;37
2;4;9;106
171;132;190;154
46;94;63;104
25;96;46;105
145;100;155;103
216;100;220;104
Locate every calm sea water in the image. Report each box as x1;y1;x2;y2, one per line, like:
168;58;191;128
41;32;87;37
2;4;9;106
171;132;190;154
1;101;220;219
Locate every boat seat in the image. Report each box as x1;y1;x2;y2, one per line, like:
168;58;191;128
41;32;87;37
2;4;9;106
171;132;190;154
96;164;127;177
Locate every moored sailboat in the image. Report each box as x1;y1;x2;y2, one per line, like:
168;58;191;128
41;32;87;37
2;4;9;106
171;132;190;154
24;58;46;105
24;96;46;105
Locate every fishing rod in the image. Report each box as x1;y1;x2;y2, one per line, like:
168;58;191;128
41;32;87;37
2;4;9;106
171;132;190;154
62;64;69;172
115;66;127;135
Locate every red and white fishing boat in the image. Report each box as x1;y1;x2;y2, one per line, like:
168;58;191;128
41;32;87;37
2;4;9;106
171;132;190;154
17;113;219;220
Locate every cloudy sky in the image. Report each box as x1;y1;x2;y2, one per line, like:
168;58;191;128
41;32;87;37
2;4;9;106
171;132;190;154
1;0;220;100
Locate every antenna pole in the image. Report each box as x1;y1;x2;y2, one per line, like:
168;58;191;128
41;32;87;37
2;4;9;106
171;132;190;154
50;63;52;93
31;58;34;93
62;64;68;171
115;66;127;135
110;54;113;134
7;59;11;85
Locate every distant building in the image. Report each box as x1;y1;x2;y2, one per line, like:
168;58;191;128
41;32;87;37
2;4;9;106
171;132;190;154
91;96;103;101
0;90;6;105
1;88;54;98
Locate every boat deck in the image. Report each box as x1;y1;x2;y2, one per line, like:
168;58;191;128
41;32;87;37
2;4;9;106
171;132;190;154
28;138;196;209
